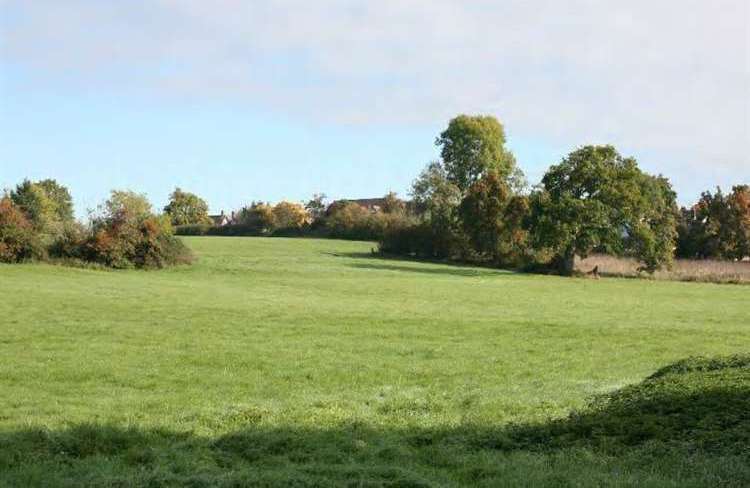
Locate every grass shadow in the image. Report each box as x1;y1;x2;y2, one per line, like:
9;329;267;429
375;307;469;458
323;251;517;278
2;356;748;487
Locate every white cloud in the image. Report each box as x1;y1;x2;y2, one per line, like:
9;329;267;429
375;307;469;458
2;0;749;183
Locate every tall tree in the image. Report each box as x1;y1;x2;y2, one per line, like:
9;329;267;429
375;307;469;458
530;145;678;274
436;115;518;192
164;188;211;226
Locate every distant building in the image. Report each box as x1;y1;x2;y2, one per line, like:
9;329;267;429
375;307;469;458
209;211;233;227
330;198;388;213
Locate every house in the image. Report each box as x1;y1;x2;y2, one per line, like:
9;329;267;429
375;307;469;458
209;211;233;227
330;198;388;213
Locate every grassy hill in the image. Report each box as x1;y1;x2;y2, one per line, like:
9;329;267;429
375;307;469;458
1;237;747;486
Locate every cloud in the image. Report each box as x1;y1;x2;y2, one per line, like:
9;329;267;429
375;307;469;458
2;0;749;180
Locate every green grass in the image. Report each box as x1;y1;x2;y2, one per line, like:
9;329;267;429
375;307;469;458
1;236;748;487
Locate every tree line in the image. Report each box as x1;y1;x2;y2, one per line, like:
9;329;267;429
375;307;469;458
2;114;748;272
0;184;190;268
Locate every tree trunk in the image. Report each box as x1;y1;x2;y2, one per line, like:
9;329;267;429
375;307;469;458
558;250;576;276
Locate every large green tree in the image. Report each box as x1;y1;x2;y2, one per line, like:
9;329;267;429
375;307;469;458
436;115;518;192
164;187;211;226
530;145;678;275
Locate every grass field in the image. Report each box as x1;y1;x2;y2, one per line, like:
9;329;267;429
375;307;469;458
1;237;748;487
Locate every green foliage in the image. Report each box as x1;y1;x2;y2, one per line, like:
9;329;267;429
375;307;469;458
304;193;328;223
0;197;44;262
83;191;191;269
410;161;463;258
677;185;750;260
163;187;211;226
436;114;518;192
9;179;74;243
237;202;277;234
272;201;309;231
530;145;678;274
100;190;153;223
326;201;413;241
458;171;530;265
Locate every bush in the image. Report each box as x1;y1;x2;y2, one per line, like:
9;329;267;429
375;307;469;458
82;192;192;269
48;222;87;260
325;202;414;241
0;197;45;263
379;222;435;257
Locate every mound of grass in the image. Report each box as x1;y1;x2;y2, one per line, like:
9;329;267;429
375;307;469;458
498;355;750;457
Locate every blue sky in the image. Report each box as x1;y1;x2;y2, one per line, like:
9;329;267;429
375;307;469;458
1;1;748;217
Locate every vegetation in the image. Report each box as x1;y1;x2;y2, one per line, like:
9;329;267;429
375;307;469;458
81;191;192;269
0;183;191;269
3;114;748;276
677;185;750;260
163;187;212;226
0;196;44;262
0;237;747;486
529;145;679;274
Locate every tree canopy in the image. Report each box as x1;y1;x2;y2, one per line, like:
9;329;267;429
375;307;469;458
10;179;74;237
436;115;518;192
164;188;211;226
530;145;678;274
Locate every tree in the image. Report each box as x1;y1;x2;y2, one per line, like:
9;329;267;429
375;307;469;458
10;179;70;236
410;161;462;257
85;190;189;268
238;202;276;233
305;193;328;222
458;171;510;262
457;171;530;265
530;145;678;275
96;190;153;226
436;115;518;192
381;191;406;214
0;196;43;262
677;185;750;260
164;187;211;226
273;201;309;230
35;179;74;223
727;185;750;259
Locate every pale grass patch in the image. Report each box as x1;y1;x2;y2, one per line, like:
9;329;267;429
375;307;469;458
577;254;750;284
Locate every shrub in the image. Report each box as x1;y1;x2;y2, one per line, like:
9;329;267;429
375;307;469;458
272;201;310;232
82;192;192;269
0;197;44;263
48;221;87;260
325;202;378;240
237;202;276;234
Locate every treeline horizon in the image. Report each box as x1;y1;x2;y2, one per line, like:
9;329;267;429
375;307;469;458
2;114;748;273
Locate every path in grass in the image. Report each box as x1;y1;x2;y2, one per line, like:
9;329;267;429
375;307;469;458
1;237;748;486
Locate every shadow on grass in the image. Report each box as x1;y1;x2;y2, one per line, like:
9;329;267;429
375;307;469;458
2;356;748;487
323;251;516;278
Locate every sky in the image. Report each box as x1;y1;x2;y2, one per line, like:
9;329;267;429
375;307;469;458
1;0;748;217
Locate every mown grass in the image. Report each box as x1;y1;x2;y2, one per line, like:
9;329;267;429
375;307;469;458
1;237;748;486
